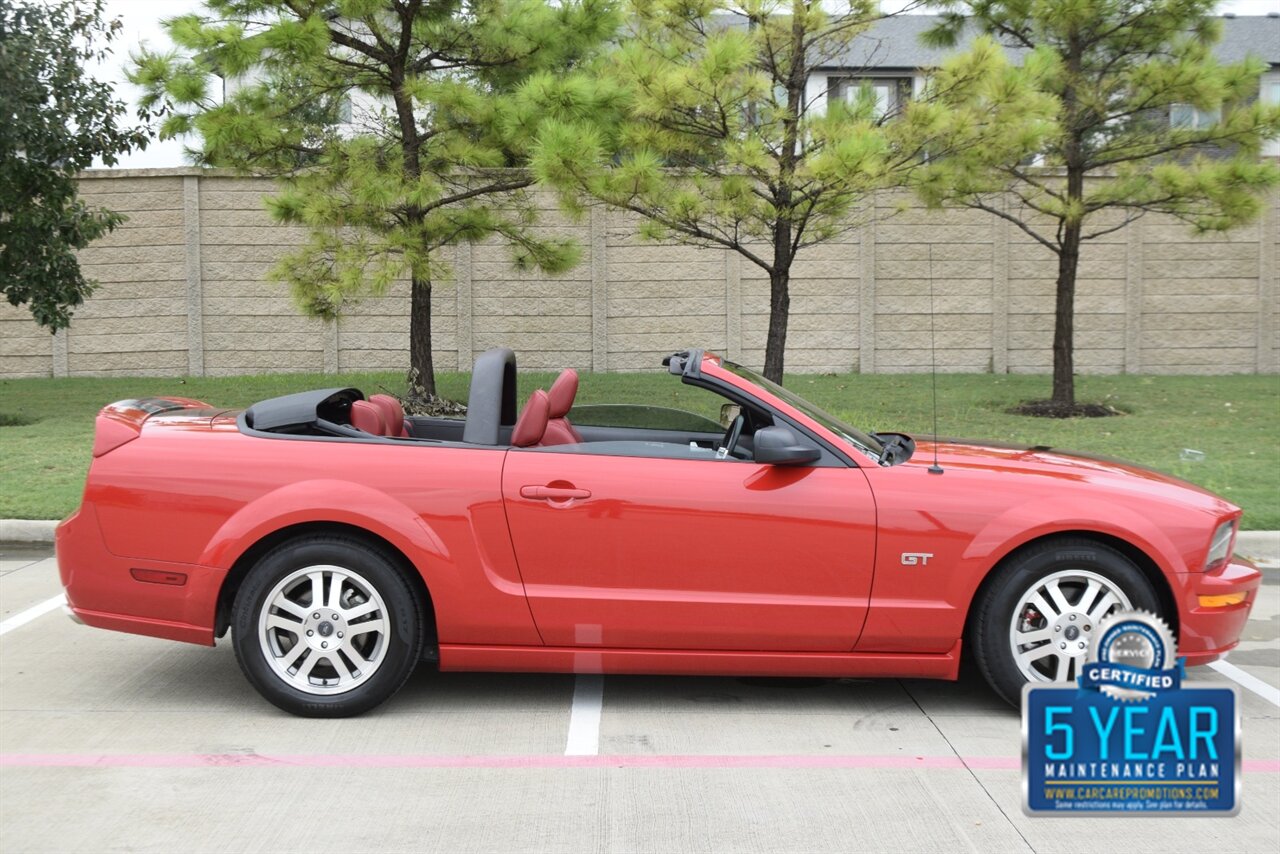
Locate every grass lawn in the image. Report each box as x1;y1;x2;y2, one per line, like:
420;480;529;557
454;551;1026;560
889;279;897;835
1;371;1277;528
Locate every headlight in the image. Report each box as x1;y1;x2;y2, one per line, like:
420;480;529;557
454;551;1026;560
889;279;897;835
1204;520;1236;571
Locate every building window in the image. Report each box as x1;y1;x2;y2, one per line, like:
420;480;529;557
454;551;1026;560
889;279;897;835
1262;72;1280;157
1169;103;1222;130
829;76;914;119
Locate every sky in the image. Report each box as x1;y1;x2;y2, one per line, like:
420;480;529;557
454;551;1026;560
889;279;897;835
94;0;1280;169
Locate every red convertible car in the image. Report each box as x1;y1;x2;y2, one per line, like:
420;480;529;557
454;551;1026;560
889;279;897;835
57;349;1260;717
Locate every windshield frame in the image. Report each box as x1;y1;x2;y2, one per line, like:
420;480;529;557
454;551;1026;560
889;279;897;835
716;360;884;462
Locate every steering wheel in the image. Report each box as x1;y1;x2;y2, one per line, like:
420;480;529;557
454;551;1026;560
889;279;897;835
718;413;745;460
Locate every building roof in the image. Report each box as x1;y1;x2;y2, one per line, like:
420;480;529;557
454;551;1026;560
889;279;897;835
814;13;1280;71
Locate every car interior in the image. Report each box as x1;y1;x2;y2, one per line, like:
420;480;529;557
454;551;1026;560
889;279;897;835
381;348;770;461
240;348;790;462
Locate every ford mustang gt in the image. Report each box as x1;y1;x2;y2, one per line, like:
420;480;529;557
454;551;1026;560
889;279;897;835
56;348;1260;716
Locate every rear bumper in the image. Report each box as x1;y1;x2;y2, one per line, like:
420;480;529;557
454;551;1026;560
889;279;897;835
56;505;222;646
1173;556;1263;667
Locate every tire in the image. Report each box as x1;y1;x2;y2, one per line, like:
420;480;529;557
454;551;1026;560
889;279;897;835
971;537;1161;707
231;535;424;717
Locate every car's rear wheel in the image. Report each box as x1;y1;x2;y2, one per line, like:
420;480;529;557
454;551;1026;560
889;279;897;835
972;537;1161;707
231;535;423;717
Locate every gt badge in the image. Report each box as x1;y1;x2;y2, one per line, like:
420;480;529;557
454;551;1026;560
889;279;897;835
901;552;933;566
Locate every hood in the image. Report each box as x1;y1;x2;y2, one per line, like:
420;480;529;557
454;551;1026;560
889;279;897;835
906;437;1238;515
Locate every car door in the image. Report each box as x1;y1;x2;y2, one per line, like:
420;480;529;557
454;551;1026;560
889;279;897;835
500;448;877;652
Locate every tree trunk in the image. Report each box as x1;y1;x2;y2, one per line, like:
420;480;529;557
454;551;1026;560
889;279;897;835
1052;161;1086;407
409;276;436;397
763;267;791;384
1051;224;1080;406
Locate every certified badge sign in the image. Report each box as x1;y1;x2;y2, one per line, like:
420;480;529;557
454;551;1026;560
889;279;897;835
1022;609;1241;815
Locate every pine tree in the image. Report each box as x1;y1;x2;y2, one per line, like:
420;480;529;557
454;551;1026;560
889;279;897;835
524;0;1052;382
922;0;1280;412
132;0;618;396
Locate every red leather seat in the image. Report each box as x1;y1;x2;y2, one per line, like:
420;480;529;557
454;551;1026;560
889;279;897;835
369;394;410;438
511;390;550;447
542;369;583;445
350;400;386;435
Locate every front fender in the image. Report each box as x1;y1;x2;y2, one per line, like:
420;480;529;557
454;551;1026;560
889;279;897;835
962;496;1187;580
858;490;1192;654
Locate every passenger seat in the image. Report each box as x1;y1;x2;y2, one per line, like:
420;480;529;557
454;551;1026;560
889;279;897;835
542;369;583;445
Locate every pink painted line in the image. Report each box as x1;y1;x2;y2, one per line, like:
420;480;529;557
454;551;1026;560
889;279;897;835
1;753;1277;772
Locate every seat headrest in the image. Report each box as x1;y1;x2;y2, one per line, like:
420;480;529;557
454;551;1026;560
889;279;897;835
511;390;550;447
369;394;407;437
350;400;386;435
548;369;579;419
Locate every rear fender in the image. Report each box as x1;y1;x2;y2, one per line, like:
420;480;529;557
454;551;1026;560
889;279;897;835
198;479;451;585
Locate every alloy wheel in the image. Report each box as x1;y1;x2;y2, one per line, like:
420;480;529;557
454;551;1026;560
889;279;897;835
1007;569;1133;684
257;564;391;695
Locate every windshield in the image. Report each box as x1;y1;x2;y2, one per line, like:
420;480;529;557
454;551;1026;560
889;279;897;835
720;361;884;461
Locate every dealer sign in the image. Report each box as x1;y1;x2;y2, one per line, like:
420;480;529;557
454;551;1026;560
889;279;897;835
1022;610;1241;815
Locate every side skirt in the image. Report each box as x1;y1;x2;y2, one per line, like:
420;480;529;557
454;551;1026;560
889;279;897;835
438;641;963;681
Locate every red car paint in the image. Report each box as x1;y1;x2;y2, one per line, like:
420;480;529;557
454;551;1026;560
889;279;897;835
56;353;1259;680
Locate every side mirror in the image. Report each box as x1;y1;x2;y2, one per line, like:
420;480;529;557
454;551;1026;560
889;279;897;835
752;425;821;466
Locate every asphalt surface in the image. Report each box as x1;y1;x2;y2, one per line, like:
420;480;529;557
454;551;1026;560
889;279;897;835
1;547;1277;854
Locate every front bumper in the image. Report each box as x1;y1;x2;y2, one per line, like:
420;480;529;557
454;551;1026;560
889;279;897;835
1173;555;1263;666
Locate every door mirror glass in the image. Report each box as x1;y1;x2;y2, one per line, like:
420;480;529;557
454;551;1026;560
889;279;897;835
752;426;821;466
719;403;741;428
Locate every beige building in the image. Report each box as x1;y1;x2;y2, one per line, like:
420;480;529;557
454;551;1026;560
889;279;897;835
0;167;1276;379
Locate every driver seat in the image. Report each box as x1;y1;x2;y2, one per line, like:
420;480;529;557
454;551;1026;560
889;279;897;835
542;369;583;445
369;394;410;438
511;390;550;447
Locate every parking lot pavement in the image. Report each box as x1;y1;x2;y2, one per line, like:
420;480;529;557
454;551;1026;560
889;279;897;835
1;550;1277;854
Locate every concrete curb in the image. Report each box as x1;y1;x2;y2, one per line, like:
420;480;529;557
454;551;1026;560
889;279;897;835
3;519;1279;564
0;520;59;545
1236;531;1280;566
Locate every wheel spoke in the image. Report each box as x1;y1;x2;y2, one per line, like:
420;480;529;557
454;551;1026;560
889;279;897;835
344;644;368;667
347;619;384;637
327;574;345;610
267;614;303;634
345;600;380;621
1046;581;1073;618
1015;627;1052;646
297;651;322;681
1018;645;1056;667
329;653;353;682
1088;591;1120;622
1053;653;1070;682
308;572;324;610
1076;579;1102;614
1029;592;1060;621
273;597;309;620
278;641;307;670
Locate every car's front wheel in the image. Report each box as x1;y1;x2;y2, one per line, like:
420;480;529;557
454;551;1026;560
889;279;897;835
231;535;423;717
972;537;1161;706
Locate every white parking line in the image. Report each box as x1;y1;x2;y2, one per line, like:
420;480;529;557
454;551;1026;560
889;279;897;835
1208;658;1280;708
564;675;604;756
0;594;66;638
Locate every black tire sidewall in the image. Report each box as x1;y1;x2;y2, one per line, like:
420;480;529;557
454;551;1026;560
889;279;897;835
974;539;1161;707
231;537;422;717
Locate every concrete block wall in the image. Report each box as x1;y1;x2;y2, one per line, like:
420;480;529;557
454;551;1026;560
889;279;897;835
0;168;1275;378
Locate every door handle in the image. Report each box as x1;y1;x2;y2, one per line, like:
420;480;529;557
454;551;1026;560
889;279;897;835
520;485;591;501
